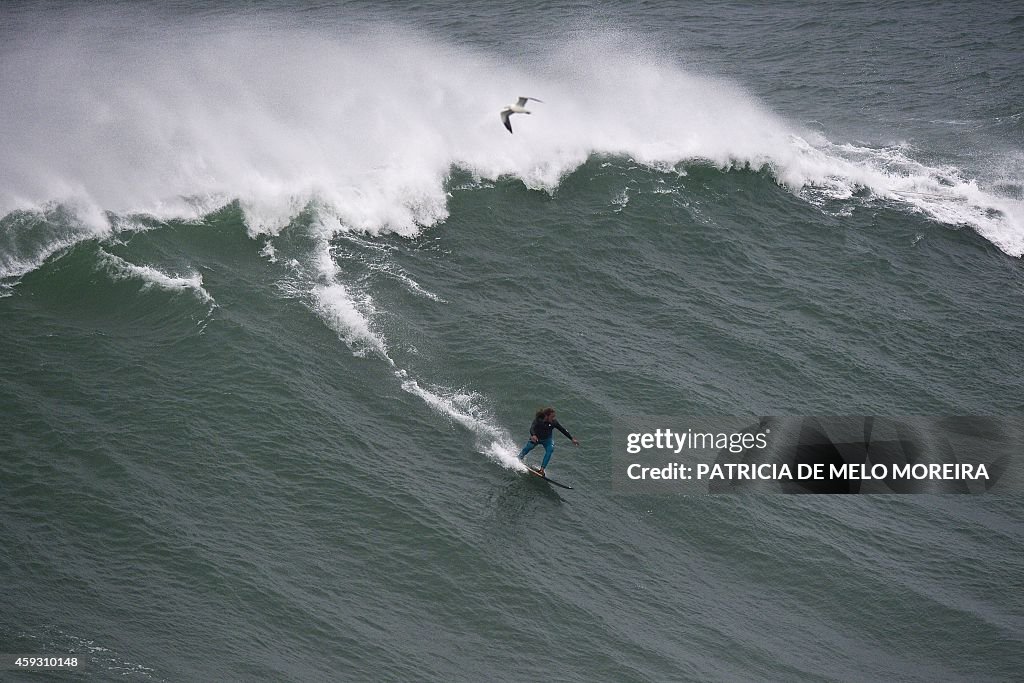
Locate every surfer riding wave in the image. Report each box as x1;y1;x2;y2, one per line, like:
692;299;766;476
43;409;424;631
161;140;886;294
518;407;579;476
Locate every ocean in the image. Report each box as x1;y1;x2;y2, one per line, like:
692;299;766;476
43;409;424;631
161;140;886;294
1;1;1022;680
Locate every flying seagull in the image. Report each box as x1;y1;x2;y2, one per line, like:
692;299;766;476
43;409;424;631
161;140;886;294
500;96;543;134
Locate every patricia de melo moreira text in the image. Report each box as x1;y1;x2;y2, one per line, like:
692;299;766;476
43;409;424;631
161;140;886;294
623;429;989;482
625;462;990;482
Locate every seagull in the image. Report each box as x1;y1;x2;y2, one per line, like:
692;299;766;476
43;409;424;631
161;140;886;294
500;96;543;134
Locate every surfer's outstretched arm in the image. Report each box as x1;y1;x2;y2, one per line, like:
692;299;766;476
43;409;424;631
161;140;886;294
554;420;580;445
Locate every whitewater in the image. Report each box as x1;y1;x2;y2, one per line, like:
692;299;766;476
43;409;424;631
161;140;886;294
2;14;1020;268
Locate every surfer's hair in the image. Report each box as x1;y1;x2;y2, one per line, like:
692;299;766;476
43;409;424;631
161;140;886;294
536;406;556;419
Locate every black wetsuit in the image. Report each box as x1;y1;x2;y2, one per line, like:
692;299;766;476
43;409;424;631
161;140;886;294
530;417;573;442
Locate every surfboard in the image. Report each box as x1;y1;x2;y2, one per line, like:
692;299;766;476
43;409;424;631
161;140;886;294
525;465;573;490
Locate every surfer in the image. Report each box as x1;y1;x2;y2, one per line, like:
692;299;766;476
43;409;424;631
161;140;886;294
518;407;579;475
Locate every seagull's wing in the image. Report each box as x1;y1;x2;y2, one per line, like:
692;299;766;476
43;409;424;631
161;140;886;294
501;110;513;134
521;96;543;104
516;97;529;107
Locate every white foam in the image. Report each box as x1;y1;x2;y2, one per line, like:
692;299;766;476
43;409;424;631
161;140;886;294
99;250;214;305
792;140;1024;256
259;240;278;263
306;273;518;468
397;371;523;470
311;281;389;360
1;15;1018;255
0;232;81;282
612;187;630;212
303;240;514;465
0;201;114;281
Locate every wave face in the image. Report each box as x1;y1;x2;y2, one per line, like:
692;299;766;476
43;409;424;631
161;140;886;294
2;2;1023;681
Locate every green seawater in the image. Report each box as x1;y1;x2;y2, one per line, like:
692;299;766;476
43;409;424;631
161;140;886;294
2;1;1022;680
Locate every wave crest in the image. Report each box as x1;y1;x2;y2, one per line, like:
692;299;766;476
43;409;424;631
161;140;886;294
1;15;1019;255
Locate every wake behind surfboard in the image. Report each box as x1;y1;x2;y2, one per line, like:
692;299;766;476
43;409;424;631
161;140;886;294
525;465;573;490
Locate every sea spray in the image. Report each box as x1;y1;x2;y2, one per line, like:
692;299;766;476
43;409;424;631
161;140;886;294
1;11;1019;256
